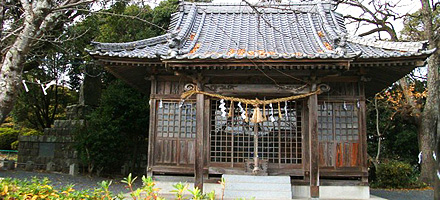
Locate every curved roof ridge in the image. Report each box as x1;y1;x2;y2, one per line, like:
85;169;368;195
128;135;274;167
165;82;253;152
90;34;168;52
181;0;335;7
180;0;336;14
175;3;198;41
347;35;428;53
178;11;206;55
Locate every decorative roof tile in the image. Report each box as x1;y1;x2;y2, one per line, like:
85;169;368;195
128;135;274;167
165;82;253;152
89;1;433;60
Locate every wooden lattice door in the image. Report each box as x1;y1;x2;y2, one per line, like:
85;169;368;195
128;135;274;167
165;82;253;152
154;101;197;166
209;100;303;170
318;101;361;168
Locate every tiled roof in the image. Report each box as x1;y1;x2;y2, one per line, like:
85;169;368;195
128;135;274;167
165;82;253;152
88;1;434;60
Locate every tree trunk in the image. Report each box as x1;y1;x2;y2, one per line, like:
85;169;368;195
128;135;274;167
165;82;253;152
0;21;39;123
435;115;440;200
0;0;50;123
419;0;439;185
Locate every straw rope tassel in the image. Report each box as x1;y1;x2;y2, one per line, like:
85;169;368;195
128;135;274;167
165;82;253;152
262;104;267;121
180;87;321;105
228;101;234;118
245;104;249;123
251;105;265;123
278;102;282;119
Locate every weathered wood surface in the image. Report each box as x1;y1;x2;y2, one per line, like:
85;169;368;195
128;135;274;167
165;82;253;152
308;92;319;198
302;100;310;182
195;93;205;191
147;77;157;177
360;99;368;182
204;84;310;94
147;74;368;181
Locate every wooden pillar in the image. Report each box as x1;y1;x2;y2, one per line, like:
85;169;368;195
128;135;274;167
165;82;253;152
195;93;205;191
360;99;368;183
147;77;157;177
303;101;310;182
359;82;368;183
308;92;319;198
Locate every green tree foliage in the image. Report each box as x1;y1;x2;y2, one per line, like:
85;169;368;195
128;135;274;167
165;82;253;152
367;95;420;165
72;0;178;175
12;64;78;131
76;80;149;174
65;0;178;87
366;81;427;186
401;9;439;42
0;128;19;150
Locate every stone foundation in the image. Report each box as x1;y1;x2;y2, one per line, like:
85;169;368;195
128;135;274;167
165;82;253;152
292;185;370;199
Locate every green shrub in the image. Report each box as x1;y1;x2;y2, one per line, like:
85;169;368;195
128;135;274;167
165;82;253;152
0;177;117;199
0;174;220;200
374;160;425;189
10;140;19;150
0;127;43;150
20;127;43;136
0;128;19;150
75;80;149;174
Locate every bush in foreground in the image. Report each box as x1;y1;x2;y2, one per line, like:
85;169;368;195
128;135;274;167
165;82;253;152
0;177;114;199
0;174;222;200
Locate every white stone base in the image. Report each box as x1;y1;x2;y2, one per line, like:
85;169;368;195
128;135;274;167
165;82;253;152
292;185;370;200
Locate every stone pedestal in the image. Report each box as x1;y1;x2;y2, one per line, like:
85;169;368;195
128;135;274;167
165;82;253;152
25;161;34;171
46;162;55;171
7;160;15;170
69;163;78;176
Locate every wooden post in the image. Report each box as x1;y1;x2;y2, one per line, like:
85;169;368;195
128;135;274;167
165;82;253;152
360;99;368;183
308;91;319;198
303;101;310;182
195;93;205;191
147;77;157;177
253;123;260;173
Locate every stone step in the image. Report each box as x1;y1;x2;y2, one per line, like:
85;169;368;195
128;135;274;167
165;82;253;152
44;128;75;136
53;120;84;128
225;190;292;200
223;174;290;183
223;175;292;200
225;182;291;192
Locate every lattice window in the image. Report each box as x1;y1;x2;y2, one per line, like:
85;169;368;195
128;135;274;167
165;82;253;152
318;102;359;142
210;100;302;165
156;101;196;138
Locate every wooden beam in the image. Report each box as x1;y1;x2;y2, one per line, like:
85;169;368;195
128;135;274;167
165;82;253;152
308;91;319;198
204;84;310;94
195;93;205;191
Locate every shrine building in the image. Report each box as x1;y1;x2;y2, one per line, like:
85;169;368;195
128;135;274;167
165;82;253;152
89;1;433;199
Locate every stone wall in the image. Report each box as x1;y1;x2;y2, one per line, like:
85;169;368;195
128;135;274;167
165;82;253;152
17;134;77;172
17;104;148;174
17;106;84;172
